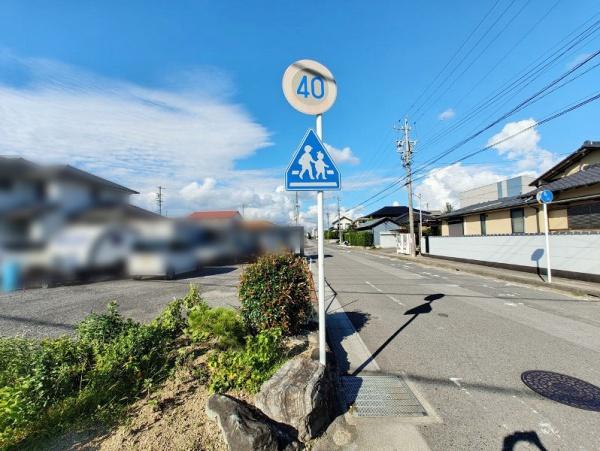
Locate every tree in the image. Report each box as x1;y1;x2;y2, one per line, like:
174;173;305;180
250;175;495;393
444;202;454;213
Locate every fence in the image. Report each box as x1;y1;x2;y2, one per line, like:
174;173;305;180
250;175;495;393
425;233;600;279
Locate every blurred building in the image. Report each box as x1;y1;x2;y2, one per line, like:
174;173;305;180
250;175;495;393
188;210;242;227
0;156;150;249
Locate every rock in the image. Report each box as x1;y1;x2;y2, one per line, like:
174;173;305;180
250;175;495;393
206;394;302;451
255;357;335;442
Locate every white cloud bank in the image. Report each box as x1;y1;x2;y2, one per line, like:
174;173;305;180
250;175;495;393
0;53;319;224
415;119;559;210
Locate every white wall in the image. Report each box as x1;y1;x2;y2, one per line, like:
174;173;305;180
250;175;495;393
427;234;600;276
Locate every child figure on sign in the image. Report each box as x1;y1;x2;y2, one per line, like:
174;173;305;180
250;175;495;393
315;151;329;180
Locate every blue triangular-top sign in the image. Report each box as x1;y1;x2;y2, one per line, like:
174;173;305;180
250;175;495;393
285;129;341;191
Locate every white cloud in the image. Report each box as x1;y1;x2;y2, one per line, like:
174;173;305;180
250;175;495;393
486;119;557;172
438;108;455;121
415;119;560;210
415;163;505;210
324;143;360;165
392;201;400;207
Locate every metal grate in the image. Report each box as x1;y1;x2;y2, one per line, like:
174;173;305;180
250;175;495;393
341;374;427;417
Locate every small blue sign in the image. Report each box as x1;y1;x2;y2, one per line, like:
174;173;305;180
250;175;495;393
537;189;554;204
285;129;341;191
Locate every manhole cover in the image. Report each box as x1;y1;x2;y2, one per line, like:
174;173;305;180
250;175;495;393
341;374;427;417
521;370;600;412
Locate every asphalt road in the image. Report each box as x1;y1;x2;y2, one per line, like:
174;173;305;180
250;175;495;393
0;266;242;338
321;244;600;451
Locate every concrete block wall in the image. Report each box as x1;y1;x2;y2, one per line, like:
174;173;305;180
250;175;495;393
427;233;600;276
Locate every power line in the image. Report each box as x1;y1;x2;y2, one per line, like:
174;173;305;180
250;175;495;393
412;0;519;120
349;89;600;211
418;16;600;151
404;0;502;118
411;48;600;177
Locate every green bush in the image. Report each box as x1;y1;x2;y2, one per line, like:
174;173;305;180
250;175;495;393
343;231;373;247
0;285;204;449
239;253;312;336
187;305;245;349
207;328;283;393
324;230;339;239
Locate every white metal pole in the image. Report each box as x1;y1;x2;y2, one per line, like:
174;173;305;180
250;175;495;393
543;203;552;283
316;113;326;366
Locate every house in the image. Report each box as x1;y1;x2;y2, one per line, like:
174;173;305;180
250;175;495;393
355;206;409;225
188;210;242;227
331;215;353;231
353;217;401;247
438;141;600;236
0;156;142;248
427;141;600;280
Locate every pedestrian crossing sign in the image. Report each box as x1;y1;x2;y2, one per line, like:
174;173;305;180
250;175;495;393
285;129;341;191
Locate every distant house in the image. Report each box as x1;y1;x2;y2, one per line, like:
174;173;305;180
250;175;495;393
188;210;242;227
354;217;401;247
0;156;145;248
356;206;409;225
438;141;600;236
331;215;353;231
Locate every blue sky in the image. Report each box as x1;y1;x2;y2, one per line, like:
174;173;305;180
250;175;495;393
0;0;598;224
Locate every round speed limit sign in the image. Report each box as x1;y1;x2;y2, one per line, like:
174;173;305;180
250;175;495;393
282;59;337;115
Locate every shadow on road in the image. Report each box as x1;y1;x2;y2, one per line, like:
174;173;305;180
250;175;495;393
502;431;547;451
0;314;74;333
327;310;371;374
351;293;445;376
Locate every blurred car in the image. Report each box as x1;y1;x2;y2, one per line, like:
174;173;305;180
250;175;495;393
127;220;199;280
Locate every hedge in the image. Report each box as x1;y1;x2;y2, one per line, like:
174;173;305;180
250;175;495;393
342;231;373;247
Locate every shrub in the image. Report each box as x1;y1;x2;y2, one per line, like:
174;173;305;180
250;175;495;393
0;286;202;449
343;231;373;247
187;305;245;349
239;253;312;336
324;230;339;239
207;328;283;393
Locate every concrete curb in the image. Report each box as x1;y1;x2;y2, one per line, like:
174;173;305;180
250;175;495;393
359;248;600;300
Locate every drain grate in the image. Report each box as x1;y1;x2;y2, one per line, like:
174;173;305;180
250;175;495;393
521;370;600;412
341;374;427;417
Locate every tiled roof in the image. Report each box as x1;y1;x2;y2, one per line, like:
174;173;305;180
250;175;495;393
438;195;534;219
533;164;600;193
530;140;600;186
188;210;241;220
354;217;401;230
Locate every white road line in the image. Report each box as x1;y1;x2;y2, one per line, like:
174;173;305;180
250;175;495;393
365;281;405;306
365;281;383;292
386;294;405;306
449;377;471;396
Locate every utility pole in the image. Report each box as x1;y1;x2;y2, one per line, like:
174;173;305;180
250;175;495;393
156;186;165;216
396;118;416;257
337;195;342;245
326;211;330;231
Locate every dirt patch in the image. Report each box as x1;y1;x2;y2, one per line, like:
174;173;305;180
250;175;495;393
92;368;236;451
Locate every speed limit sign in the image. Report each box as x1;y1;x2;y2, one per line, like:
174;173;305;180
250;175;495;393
282;59;337;115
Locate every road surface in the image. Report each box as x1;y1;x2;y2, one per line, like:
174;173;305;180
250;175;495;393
0;266;241;338
320;244;600;450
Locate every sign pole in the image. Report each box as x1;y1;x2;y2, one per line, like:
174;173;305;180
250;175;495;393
543;202;552;283
316;113;326;366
